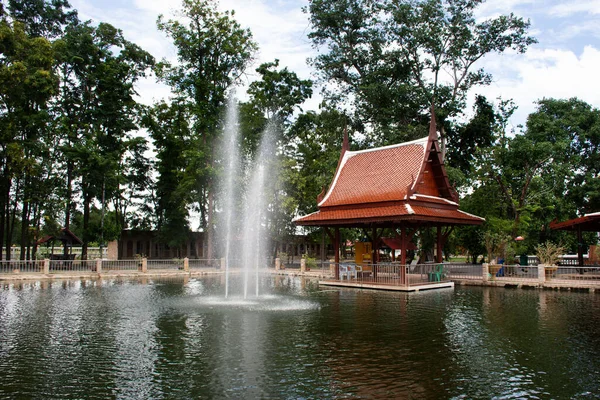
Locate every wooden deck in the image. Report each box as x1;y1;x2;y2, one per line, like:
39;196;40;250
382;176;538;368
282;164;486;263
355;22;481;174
318;278;454;292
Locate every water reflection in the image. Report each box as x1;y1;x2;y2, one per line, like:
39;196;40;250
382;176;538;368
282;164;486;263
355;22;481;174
1;277;600;398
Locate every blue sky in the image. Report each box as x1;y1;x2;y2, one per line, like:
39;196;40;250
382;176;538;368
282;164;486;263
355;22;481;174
68;0;600;129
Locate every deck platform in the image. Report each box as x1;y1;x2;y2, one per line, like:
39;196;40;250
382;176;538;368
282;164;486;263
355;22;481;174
318;279;454;292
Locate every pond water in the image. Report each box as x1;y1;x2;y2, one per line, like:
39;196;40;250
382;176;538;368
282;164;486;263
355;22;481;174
1;276;600;399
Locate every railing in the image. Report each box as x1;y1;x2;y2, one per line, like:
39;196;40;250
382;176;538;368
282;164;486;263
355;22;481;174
446;263;483;280
101;260;139;271
491;265;539;281
0;260;44;274
189;258;220;269
147;259;184;270
49;260;98;273
325;262;451;287
548;266;600;283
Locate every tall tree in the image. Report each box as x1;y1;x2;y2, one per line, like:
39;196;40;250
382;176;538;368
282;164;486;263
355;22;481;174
0;17;57;259
526;98;600;214
156;0;257;258
54;20;154;258
306;0;536;154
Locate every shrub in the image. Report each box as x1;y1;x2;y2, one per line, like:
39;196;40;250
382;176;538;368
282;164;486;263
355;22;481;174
535;241;565;266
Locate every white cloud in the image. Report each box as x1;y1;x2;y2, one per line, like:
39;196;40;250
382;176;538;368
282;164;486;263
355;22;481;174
547;0;600;16
476;45;600;127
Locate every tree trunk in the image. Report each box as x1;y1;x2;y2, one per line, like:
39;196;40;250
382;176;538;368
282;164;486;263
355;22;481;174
207;187;214;260
65;161;73;229
82;191;90;260
20;191;29;261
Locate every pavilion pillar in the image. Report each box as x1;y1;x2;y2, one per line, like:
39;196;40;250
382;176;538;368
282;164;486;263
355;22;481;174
372;227;378;279
400;226;407;285
436;226;443;263
577;227;584;267
334;227;340;279
400;226;407;265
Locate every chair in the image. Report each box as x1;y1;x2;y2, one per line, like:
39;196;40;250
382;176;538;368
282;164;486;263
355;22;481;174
428;264;445;282
409;259;418;273
339;265;350;280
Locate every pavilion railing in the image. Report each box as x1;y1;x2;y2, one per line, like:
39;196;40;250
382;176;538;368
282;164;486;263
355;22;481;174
326;262;452;287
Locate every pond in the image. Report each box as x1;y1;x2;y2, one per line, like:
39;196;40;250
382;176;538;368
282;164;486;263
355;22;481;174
1;276;600;399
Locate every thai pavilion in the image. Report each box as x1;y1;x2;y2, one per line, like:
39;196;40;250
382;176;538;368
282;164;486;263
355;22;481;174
293;110;484;287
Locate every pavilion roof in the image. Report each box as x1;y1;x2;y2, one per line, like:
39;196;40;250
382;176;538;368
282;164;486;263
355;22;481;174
549;212;600;232
36;228;83;246
294;108;484;227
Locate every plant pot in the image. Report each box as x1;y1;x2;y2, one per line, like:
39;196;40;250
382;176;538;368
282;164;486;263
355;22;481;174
489;264;502;276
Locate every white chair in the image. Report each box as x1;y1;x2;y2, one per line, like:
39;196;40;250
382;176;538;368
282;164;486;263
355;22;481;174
348;264;358;279
339;265;350;280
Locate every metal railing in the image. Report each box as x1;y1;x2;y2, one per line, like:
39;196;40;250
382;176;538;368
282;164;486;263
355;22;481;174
147;259;184;270
324;262;451;287
49;260;98;273
101;260;139;271
0;260;44;274
491;265;539;281
548;266;600;282
445;263;483;280
189;258;220;269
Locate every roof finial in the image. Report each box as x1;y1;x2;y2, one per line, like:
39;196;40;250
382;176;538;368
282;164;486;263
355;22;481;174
429;103;437;140
342;125;350;152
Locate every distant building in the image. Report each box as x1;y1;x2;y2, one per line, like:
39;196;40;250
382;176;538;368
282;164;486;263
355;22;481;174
118;230;204;259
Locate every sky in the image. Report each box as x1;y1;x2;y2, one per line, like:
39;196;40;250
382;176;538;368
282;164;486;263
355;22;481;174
68;0;600;130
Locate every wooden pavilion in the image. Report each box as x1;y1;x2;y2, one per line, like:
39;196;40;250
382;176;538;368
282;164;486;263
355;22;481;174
550;212;600;266
293;109;484;281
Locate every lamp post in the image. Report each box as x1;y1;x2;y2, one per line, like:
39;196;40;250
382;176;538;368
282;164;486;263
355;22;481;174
515;236;526;266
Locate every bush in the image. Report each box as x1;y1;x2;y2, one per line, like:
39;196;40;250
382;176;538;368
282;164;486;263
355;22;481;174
302;253;317;269
536;241;565;266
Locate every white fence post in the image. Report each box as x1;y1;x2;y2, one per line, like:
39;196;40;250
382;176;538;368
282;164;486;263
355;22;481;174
300;258;306;273
183;257;189;272
538;264;545;283
482;263;489;282
141;258;148;273
43;259;50;274
96;259;102;274
275;258;281;271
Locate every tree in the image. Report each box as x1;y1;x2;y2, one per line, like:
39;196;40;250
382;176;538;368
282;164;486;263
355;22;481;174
54;20;154;258
526;98;600;214
306;0;536;154
0;17;57;259
156;0;257;258
143;99;193;252
7;0;77;38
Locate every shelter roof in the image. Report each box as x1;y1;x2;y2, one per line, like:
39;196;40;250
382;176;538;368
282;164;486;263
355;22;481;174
36;228;83;246
319;137;427;207
549;212;600;232
294;108;484;227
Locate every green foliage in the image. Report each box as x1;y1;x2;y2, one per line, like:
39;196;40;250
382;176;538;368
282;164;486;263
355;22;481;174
302;253;317;269
247;59;313;124
306;0;536;146
155;0;257;255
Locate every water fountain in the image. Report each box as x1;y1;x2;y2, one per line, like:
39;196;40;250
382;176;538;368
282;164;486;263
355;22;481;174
219;97;275;299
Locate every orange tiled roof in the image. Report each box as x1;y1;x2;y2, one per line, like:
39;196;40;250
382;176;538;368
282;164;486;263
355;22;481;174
319;137;428;207
294;202;483;225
